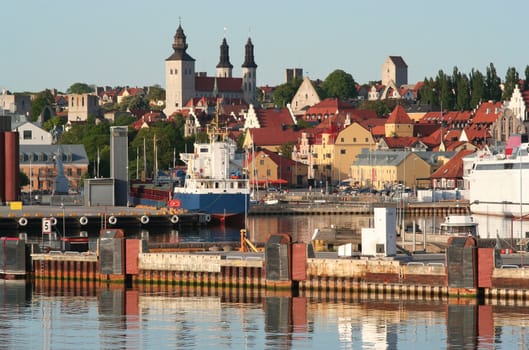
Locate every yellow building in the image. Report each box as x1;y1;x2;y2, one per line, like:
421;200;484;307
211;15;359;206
351;150;430;191
384;104;414;137
247;150;308;189
334;122;376;183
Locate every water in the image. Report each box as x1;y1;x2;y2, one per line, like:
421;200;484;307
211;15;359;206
3;214;529;348
2;282;529;349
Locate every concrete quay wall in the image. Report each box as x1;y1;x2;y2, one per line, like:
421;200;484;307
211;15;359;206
29;250;529;301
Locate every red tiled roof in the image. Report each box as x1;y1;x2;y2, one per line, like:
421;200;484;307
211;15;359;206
430;149;475;179
463;125;491;141
304;98;354;117
247;108;300;146
195;76;242;93
414;123;440;138
382;136;419;149
386;105;413;124
472;101;502;124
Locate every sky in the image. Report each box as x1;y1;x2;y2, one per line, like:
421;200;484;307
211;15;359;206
2;0;529;93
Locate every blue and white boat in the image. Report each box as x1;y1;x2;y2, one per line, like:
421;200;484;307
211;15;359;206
172;120;250;224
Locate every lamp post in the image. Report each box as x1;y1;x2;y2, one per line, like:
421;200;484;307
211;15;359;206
29;156;32;205
278;152;282;190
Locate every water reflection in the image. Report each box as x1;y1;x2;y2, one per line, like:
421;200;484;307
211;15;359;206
0;280;528;349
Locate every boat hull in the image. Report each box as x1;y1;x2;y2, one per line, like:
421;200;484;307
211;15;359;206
173;192;249;223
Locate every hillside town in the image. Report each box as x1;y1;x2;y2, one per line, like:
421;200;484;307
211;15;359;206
1;23;527;205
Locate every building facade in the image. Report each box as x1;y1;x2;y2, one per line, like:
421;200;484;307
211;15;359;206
68;93;100;122
381;56;408;87
164;25;257;116
19;144;89;194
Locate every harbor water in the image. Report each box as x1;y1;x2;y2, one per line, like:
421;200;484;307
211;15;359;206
2;214;529;348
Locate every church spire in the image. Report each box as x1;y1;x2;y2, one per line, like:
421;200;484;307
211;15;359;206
242;37;257;68
167;24;194;61
216;37;233;77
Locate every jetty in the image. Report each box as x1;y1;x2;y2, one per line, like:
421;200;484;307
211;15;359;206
0;226;525;302
0;204;210;229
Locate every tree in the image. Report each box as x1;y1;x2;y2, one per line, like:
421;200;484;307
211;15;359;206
358;100;396;117
525;65;529;91
19;171;29;188
454;72;471;111
320;69;358;100
42;115;64;132
67;82;94;94
120;95;150;112
484;63;501;101
272;77;302;107
277;142;295;159
30;90;55;121
469;69;485;108
147;85;165;102
502;67;519;100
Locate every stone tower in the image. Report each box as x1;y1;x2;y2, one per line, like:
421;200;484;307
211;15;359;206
216;38;233;78
241;37;257;105
164;24;195;116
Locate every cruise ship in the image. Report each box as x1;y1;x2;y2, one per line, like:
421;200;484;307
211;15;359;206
467;142;529;217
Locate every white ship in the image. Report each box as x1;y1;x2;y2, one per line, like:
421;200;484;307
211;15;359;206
467;142;529;217
172;116;250;224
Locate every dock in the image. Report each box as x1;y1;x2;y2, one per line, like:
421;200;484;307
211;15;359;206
4;231;525;302
250;197;469;216
0;205;210;229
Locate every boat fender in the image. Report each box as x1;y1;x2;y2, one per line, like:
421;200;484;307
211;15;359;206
205;214;211;223
50;217;57;226
79;216;88;225
18;217;28;226
140;215;150;225
108;216;117;225
170;215;179;224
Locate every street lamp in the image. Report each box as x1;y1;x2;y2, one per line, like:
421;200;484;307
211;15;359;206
278;152;282;190
29;155;32;205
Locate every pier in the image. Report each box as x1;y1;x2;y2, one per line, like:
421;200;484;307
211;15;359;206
0;204;210;229
9;231;528;302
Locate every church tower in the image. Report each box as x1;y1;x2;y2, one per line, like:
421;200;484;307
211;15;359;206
216;38;233;78
164;24;195;116
241;37;257;105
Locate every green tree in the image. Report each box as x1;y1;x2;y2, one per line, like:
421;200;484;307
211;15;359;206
60;120;111;177
30;90;55;121
147;85;165;102
502;67;519;100
113;112;136;126
469;69;485;108
272;77;302;107
454;71;470;111
120;95;149;111
19;171;29;187
276;142;295;159
358;100;396;117
42;115;64;132
320;69;358;100
525;65;529;91
484;63;501;101
66;82;94;94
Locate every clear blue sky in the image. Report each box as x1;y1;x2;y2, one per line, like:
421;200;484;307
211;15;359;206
2;0;528;93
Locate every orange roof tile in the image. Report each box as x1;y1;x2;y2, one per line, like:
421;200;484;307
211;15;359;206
386;105;412;124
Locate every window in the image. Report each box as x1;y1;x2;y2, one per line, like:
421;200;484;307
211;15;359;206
23;130;32;140
340;149;346;154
